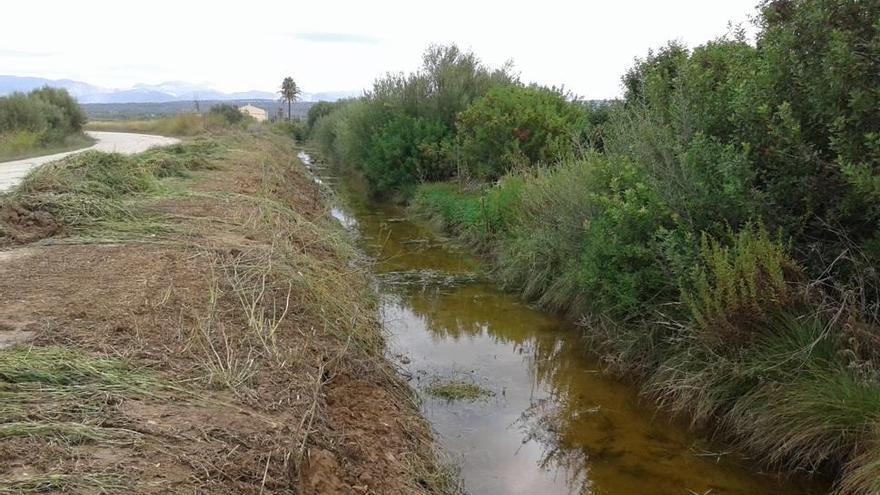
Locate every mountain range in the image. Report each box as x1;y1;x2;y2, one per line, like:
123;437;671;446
0;75;359;103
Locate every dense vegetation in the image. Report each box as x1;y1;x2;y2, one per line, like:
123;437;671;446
310;45;522;198
0;87;91;160
311;1;880;492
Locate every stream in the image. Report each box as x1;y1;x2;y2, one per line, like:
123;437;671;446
299;151;824;495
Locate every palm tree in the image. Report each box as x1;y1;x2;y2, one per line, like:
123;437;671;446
279;77;301;122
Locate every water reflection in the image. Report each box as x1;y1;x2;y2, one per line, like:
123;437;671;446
308;155;826;495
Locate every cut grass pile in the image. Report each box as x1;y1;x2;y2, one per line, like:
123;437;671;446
0;346;164;490
0;345;164;422
424;379;494;402
0;138;221;243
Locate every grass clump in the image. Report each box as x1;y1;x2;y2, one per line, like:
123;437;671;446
0;345;163;422
0;474;126;494
0;345;161;394
424;379;493;402
0;421;139;444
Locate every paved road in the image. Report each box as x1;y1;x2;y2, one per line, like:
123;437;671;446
0;131;180;192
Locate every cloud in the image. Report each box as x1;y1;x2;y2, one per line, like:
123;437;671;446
292;32;380;44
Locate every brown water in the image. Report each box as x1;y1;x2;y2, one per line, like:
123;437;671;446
300;152;826;495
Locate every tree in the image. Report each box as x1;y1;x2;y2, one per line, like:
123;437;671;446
279;77;301;122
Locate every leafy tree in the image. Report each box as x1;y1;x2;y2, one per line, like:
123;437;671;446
279;77;301;122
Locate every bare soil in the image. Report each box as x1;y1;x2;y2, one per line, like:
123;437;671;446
0;130;449;494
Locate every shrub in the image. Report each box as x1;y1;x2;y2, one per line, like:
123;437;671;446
455;85;587;180
361;114;451;198
497;153;673;317
0;87;87;155
305;101;340;135
207;104;245;125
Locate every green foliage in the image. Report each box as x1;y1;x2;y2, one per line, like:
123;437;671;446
279;76;301;121
273;120;307;141
362;114;450;198
410;176;524;246
0;86;88;157
496;154;673;317
207;103;245;124
455;85;587;180
311;44;516;197
683;225;799;344
379;1;880;490
305;100;341;134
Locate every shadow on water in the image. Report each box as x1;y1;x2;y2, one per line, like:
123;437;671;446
299;151;827;495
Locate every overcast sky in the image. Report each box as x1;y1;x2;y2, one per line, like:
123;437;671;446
2;0;760;99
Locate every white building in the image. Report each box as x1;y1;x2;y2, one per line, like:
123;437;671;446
238;104;268;122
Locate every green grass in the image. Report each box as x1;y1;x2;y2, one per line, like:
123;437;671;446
410;177;523;250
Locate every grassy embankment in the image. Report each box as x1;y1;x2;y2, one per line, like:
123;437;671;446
0;122;459;494
0;87;94;161
307;0;880;492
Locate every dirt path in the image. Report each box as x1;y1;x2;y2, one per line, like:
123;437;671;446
0;131;179;192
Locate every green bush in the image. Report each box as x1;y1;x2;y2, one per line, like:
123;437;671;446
207;104;245;124
496;153;673;317
305;101;341;135
0;87;88;156
362;114;450;198
455;85;587;180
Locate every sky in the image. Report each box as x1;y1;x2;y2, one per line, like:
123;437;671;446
1;0;760;99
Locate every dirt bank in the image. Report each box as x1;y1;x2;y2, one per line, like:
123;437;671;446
0;128;456;494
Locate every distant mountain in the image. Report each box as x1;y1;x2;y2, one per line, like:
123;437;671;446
302;90;363;102
0;75;355;104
